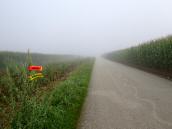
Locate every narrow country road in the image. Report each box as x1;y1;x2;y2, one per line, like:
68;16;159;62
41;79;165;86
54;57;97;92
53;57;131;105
77;57;172;129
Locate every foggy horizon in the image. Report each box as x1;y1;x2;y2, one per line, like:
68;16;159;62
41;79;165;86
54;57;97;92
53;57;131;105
1;0;172;56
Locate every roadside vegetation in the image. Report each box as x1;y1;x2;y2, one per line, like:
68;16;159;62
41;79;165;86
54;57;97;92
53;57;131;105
0;51;80;70
104;35;172;78
0;51;94;129
11;60;93;129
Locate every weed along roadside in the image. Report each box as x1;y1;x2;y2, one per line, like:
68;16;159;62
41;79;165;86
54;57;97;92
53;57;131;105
11;59;94;129
0;50;94;129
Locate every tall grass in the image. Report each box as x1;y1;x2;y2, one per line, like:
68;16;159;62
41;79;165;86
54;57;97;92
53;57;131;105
104;35;172;72
0;52;82;128
11;59;94;129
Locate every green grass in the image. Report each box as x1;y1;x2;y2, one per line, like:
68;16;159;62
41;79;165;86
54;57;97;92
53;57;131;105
0;61;80;129
0;51;89;128
11;59;94;129
104;35;172;72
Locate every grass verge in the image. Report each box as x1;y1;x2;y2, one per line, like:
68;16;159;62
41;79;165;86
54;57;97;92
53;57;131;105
11;59;94;129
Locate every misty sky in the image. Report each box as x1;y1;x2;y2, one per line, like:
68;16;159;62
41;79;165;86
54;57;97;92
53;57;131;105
0;0;172;56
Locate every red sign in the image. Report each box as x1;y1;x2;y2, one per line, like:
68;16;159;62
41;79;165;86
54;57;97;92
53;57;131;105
28;66;43;71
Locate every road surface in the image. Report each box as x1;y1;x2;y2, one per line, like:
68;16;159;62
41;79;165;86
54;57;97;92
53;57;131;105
77;57;172;129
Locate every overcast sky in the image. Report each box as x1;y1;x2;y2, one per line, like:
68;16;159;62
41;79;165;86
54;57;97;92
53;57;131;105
0;0;172;56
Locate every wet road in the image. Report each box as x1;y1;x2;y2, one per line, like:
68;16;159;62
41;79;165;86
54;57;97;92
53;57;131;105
78;57;172;129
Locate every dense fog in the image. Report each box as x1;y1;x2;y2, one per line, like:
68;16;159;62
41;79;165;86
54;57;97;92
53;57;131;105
0;0;172;56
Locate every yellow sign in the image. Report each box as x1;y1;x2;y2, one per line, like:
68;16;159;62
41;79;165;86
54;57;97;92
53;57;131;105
28;73;44;80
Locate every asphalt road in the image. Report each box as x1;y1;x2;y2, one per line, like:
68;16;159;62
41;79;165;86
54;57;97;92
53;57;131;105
77;57;172;129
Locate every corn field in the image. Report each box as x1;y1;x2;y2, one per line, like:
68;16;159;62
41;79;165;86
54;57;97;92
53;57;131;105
104;35;172;72
0;52;82;128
